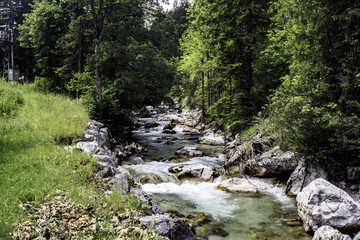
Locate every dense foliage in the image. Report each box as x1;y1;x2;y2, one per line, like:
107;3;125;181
268;0;360;173
17;0;187;123
177;0;360;174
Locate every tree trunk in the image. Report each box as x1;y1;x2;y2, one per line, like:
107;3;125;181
201;59;205;120
245;0;253;94
91;0;105;119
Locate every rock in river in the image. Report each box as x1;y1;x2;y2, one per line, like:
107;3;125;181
140;214;197;240
176;146;203;158
296;178;360;232
169;164;218;182
217;177;257;194
312;225;351;240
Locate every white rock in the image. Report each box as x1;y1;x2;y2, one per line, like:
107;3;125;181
218;178;257;194
199;131;225;146
313;226;351;240
286;160;328;196
296;178;360;232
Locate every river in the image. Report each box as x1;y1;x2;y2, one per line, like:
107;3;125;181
123;114;311;240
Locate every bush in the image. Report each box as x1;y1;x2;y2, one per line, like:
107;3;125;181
0;87;24;116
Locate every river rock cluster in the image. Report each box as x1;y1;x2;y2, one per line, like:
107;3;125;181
158;105;360;239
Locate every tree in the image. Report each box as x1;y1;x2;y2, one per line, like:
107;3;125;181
268;0;360;176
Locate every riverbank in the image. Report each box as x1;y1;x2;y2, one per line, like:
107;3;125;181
0;81;167;239
0;80;91;238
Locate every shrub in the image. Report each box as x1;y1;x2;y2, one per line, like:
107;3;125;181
0;87;24;116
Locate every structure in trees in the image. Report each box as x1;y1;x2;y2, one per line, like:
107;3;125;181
0;0;22;81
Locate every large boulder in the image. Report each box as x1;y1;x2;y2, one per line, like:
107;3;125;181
312;226;351;240
286;161;328;196
199;130;225;146
217;178;257;194
169;164;218;182
257;148;299;174
140;214;197;240
296;178;360;232
176;147;203;158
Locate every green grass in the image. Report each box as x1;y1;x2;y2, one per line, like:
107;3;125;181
0;79;93;239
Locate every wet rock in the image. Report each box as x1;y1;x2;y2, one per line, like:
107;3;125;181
258;148;299;174
139;174;164;184
347;166;360;181
183;213;209;231
162;129;177;134
125;142;147;154
169;164;218;182
199;130;225;146
286;160;328;196
312;226;351;240
296;178;360;232
153;156;168;162
217;177;257;194
176;147;203;158
144;121;160;129
130;188;164;215
163;123;176;130
284;216;303;227
140;214;197;240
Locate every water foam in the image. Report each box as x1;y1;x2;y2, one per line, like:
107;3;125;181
143;181;237;220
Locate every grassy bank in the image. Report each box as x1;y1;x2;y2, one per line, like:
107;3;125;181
0;80;93;238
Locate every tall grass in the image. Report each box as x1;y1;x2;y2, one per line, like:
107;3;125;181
0;80;93;239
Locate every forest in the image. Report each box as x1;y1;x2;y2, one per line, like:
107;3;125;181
9;0;358;174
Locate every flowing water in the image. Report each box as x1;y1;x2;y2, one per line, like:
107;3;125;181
124;116;311;240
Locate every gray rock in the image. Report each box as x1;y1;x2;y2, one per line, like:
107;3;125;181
169;164;217;182
354;231;360;240
130;188;164;215
108;171;130;194
199;130;225;146
312;226;351;240
347;166;360;181
258;149;299;174
217;178;257;194
140;214;197;240
102;166;120;178
286;160;328;196
176;147;203;158
75;141;99;154
296;178;360;232
144;121;160;128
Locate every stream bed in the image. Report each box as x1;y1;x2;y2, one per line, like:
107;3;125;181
124;116;311;240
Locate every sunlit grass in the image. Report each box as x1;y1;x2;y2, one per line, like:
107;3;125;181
0;79;92;239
